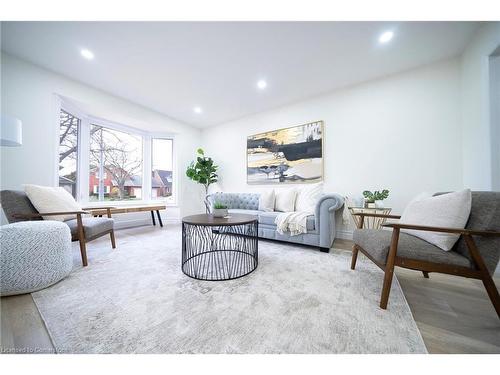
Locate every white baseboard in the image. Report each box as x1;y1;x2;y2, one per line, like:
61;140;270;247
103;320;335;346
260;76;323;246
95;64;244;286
114;217;179;230
336;230;353;241
114;219;151;230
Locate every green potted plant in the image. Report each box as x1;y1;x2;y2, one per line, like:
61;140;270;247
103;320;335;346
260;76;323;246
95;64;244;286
212;201;229;218
362;189;390;208
186;148;219;212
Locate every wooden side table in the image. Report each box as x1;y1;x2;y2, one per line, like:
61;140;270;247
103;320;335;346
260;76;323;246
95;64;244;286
348;207;392;229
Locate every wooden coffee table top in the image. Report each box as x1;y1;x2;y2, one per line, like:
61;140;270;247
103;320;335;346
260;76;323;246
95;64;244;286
182;213;257;226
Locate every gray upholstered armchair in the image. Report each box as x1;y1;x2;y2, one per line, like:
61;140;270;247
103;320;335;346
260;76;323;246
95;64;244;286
351;191;500;319
0;190;116;266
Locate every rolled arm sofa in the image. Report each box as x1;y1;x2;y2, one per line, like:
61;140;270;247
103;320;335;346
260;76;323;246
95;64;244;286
206;192;344;252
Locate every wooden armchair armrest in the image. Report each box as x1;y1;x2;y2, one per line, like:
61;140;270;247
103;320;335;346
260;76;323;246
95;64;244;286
353;212;401;219
382;222;500;237
12;211;89;219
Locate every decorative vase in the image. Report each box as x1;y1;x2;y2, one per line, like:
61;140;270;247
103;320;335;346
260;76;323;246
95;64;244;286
374;200;384;208
212;208;228;218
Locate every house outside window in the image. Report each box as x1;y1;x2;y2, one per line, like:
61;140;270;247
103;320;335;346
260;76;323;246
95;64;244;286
93;185;111;194
151;138;174;203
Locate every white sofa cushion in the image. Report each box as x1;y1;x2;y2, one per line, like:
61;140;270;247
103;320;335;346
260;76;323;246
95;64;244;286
258;189;275;212
399;189;472;251
295;183;323;213
274;189;297;212
24;184;82;222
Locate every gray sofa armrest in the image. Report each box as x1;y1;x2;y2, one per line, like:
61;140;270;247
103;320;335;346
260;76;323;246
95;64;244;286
314;193;345;248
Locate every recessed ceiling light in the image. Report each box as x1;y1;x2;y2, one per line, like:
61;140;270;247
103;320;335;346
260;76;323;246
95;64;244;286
378;31;394;44
193;106;202;114
257;80;267;90
80;49;95;60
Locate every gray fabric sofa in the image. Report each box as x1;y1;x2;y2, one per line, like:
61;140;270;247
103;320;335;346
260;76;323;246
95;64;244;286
206;192;344;252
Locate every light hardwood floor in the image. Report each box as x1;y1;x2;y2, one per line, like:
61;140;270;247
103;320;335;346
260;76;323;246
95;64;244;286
1;234;499;354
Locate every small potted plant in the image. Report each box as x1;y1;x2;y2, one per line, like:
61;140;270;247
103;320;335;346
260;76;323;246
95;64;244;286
186;148;219;213
212;201;229;218
362;189;390;208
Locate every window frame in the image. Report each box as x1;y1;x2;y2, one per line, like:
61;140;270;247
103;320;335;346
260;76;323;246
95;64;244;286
55;97;177;207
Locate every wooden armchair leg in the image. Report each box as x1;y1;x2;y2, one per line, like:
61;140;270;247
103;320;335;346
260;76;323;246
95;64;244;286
481;274;500;319
464;239;500;317
380;228;400;309
351;245;359;270
76;213;88;267
79;240;88;267
106;208;116;249
464;234;500;319
380;267;394;309
110;230;116;249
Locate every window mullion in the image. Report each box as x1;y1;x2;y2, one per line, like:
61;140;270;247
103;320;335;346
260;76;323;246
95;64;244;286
143;134;152;202
79;118;90;204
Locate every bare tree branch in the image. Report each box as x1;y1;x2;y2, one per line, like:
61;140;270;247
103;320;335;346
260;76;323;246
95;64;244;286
89;126;142;200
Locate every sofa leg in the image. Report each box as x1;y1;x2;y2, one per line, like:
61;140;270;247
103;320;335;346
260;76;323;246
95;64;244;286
319;247;330;253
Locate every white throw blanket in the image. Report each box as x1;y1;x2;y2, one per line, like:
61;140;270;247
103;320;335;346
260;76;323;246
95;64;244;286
275;211;312;236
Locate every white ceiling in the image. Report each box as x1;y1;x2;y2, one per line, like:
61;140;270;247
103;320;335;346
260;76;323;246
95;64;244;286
1;21;481;128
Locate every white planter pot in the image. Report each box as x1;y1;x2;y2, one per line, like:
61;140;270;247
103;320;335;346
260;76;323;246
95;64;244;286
212;208;228;218
374;200;384;208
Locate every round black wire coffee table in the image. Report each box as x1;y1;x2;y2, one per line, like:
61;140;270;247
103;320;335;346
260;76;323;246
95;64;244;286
181;214;258;281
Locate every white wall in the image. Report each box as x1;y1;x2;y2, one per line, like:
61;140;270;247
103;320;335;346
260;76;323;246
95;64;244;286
460;22;500;190
0;53;204;225
201;58;463;236
490;54;500;191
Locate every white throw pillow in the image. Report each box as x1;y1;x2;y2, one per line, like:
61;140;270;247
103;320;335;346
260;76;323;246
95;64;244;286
24;184;82;222
295;183;323;213
258;190;275;212
399;189;472;251
274;189;297;212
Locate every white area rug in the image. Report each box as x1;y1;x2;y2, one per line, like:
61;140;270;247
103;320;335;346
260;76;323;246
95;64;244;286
32;225;427;353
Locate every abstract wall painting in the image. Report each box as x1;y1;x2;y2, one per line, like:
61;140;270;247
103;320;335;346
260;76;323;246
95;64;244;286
247;121;323;185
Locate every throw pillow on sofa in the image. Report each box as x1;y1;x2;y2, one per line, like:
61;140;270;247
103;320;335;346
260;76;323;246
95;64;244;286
399;189;472;251
258;190;275;212
275;189;297;212
295;183;323;213
24;184;82;222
